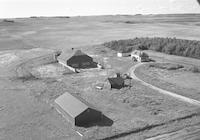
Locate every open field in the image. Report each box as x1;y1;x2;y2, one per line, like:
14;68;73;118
1;14;200;53
135;62;200;101
0;14;200;139
134;51;200;100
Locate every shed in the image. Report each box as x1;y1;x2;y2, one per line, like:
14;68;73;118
54;92;102;126
117;52;131;57
67;50;96;69
108;74;125;89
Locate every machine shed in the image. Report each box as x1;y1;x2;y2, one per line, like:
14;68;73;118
54;92;102;126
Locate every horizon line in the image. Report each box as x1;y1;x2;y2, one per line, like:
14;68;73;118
1;12;200;19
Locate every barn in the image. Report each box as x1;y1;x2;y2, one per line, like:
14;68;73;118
54;92;102;126
67;50;96;69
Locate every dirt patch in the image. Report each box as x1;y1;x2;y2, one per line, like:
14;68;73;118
32;63;73;78
0;53;19;66
21;31;37;36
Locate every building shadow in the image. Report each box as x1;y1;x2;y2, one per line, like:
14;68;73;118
81;61;98;69
149;58;156;62
80;114;113;128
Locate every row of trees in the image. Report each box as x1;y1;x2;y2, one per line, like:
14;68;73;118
103;37;200;59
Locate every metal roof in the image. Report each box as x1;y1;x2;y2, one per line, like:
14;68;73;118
73;50;87;56
108;77;124;86
55;92;90;118
132;50;149;57
58;49;92;61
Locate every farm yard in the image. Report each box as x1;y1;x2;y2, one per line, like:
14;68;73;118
0;14;200;140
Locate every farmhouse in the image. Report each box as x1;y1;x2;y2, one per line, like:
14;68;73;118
108;73;125;89
131;50;149;62
54;92;102;126
67;50;96;69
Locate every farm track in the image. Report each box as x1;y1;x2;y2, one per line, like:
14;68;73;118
99;112;200;140
146;123;200;140
129;63;200;107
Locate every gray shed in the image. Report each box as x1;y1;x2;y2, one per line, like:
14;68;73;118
54;92;102;126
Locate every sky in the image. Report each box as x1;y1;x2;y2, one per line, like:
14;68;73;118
0;0;200;18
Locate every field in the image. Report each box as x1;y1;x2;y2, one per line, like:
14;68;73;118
0;14;200;140
135;51;200;101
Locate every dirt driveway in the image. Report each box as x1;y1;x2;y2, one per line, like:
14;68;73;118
129;63;200;106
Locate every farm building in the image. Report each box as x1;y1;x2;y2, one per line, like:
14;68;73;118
117;52;131;57
131;50;149;62
66;50;97;69
108;73;125;89
3;19;15;23
54;92;102;126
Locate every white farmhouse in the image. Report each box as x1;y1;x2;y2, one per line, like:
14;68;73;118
131;50;149;62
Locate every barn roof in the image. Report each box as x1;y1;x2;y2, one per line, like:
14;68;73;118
67;50;93;61
73;50;88;56
58;49;92;62
55;92;95;118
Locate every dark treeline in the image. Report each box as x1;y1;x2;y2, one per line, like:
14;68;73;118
103;37;200;59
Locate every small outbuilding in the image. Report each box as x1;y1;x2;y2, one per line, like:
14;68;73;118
54;92;102;126
117;52;131;57
66;50;96;69
108;73;125;89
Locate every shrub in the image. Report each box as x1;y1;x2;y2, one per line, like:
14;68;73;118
148;63;184;70
30;16;37;18
3;19;14;23
189;66;200;73
166;64;183;70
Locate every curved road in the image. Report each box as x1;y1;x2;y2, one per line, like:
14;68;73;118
129;63;200;107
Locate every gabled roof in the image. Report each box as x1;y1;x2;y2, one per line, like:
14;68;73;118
140;52;149;57
59;49;92;61
59;49;92;62
118;51;131;54
132;50;148;57
73;50;87;56
55;92;95;118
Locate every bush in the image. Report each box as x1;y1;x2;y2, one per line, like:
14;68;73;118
3;19;14;23
167;64;184;70
188;66;200;73
30;16;37;18
148;63;184;70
